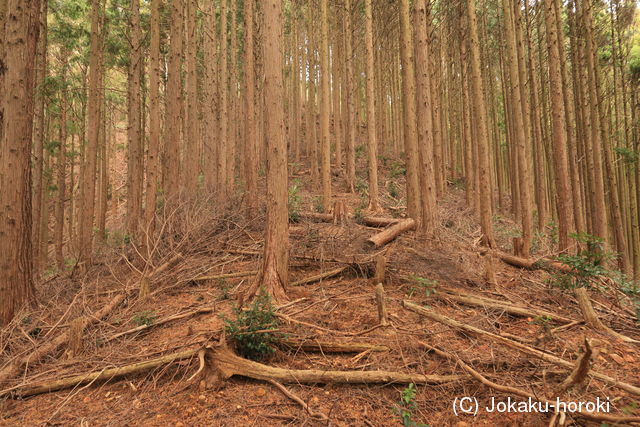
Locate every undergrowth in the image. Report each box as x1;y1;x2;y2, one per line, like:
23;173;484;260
224;290;282;360
392;383;429;427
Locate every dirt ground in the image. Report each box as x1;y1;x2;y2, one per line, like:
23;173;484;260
1;164;639;426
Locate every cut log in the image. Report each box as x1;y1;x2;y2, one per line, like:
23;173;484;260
367;218;416;248
362;217;400;227
4;349;198;398
402;300;640;396
206;344;464;385
436;288;575;323
290;266;348;286
375;284;389;326
373;254;386;284
279;338;388;353
488;250;572;272
0;293;126;388
333;200;347;225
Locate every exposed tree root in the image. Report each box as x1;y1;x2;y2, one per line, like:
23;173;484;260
367;218;416;248
290;266;348;286
402;300;640;396
204;343;465;386
419;342;640;425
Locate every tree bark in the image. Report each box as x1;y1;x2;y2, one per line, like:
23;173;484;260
245;0;289;303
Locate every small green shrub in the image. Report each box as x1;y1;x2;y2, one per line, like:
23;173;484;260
407;276;438;297
288;179;303;223
132;311;157;327
550;233;611;290
224;290;282;360
355;178;369;195
388;181;399;198
390;160;406;178
355;144;366;159
312;195;324;213
392;383;429;427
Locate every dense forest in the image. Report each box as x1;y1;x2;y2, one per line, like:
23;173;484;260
1;0;640;424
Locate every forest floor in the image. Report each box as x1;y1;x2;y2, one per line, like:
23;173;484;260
1;158;640;426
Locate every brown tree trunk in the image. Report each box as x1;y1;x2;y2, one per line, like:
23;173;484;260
78;0;103;263
399;0;421;222
343;0;356;193
145;0;161;240
0;0;41;325
413;0;437;236
364;0;380;211
184;0;199;193
245;0;289;303
244;0;258;212
164;0;183;198
126;0;143;237
320;0;332;209
466;0;495;247
544;0;575;252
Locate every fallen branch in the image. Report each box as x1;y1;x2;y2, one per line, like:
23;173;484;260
280;338;388;353
574;287;638;343
419;342;640;425
367;218;416;248
105;306;216;343
290;266;348;287
436;288;575;324
402;301;640;396
0;293;126;388
207;344;464;385
4;349;198;398
193;271;258;282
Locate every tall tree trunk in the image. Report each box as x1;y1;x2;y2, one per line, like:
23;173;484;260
127;0;143;237
413;0;437;236
145;0;161;240
399;0;421;222
218;0;229;199
32;0;47;275
466;0;495;247
245;0;289;303
165;0;183;198
502;0;533;257
364;0;380;211
320;0;332;209
544;0;575;252
78;0;103;263
0;0;41;325
244;0;258;212
343;0;356;192
184;0;199;193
